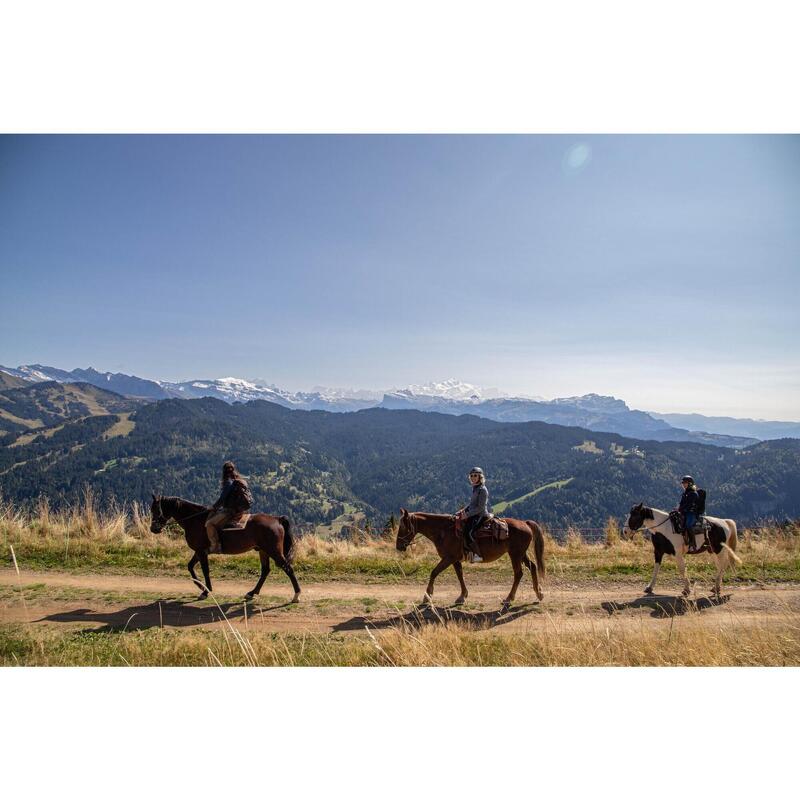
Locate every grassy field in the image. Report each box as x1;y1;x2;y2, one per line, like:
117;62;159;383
2;499;798;584
1;500;799;666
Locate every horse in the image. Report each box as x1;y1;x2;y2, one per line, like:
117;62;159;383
395;508;546;608
149;494;301;602
625;502;741;598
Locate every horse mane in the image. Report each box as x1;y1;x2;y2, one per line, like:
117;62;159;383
162;496;208;516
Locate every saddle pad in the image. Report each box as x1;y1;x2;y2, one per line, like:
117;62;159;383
476;516;509;540
222;512;250;532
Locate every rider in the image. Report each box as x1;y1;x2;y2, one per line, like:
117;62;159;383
205;461;248;554
457;467;491;563
678;475;701;553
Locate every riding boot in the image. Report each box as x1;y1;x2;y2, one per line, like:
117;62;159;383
467;533;483;563
686;532;697;554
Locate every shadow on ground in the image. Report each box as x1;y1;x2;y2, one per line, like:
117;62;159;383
331;601;541;633
35;597;296;633
601;593;731;619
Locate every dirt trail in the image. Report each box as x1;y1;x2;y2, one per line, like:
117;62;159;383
1;569;798;636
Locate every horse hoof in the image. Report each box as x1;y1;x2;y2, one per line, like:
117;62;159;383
453;597;466;606
291;593;300;604
198;592;208;601
244;593;254;601
681;588;691;598
643;587;653;595
536;591;544;602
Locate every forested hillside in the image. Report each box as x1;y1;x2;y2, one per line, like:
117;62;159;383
2;392;799;528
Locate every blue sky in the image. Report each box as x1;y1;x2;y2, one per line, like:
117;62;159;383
1;135;798;418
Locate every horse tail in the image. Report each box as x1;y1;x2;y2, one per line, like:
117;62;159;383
527;520;546;580
722;520;742;566
279;515;295;564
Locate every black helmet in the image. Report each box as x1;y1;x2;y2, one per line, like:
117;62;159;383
681;475;694;484
469;467;484;477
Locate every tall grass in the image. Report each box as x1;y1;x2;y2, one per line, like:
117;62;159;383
1;498;798;583
3;609;799;666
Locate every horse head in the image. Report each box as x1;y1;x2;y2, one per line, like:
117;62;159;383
625;501;651;534
395;508;416;551
150;492;170;533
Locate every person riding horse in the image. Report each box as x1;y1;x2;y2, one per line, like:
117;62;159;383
677;474;701;553
205;461;251;554
456;467;491;563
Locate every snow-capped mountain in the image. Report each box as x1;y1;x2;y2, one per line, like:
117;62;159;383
1;363;790;446
0;364;170;399
159;376;376;411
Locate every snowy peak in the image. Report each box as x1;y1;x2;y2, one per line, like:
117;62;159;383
389;378;495;403
551;393;630;414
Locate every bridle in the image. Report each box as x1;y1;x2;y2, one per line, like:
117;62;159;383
400;513;419;549
151;498;210;532
627;506;672;538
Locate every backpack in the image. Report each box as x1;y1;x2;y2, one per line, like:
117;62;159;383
696;488;707;515
228;479;253;512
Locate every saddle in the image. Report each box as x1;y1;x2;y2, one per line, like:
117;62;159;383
455;515;509;541
221;512;251;534
668;510;712;551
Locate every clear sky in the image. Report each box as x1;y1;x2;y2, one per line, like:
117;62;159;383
1;135;798;419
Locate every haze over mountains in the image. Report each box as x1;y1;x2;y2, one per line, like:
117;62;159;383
2;363;798;446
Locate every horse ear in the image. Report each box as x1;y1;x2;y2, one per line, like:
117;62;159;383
152;492;157;501
400;508;408;517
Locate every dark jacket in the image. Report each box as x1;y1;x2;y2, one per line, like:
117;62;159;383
214;478;234;511
465;483;491;518
679;486;700;515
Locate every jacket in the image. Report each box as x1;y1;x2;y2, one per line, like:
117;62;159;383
214;478;234;511
464;483;491;518
679;486;700;515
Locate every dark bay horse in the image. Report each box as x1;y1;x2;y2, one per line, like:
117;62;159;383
149;494;301;602
395;509;546;608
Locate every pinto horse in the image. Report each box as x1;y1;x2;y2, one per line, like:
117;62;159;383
395;509;546;608
626;502;741;598
149;494;301;602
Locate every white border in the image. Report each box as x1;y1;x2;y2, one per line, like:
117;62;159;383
2;667;797;797
1;1;799;132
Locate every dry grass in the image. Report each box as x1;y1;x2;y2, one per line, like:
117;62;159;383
1;497;798;583
3;608;799;666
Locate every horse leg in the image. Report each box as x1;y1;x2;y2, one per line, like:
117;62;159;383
712;551;725;598
188;553;206;597
423;558;452;604
246;550;271;600
522;554;543;601
198;551;213;597
453;561;468;605
675;550;691;597
503;555;524;609
644;552;662;595
273;554;301;603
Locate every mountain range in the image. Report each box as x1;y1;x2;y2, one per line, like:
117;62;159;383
1;378;798;528
2;363;797;446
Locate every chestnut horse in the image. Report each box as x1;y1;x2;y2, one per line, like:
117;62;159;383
149;494;301;602
395;509;546;608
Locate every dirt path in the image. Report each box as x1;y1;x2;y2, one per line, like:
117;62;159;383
1;569;798;636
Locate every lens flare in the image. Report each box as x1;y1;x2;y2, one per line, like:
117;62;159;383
563;143;592;173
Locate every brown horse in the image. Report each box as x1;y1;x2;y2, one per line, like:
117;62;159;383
395;509;545;608
149;494;301;602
